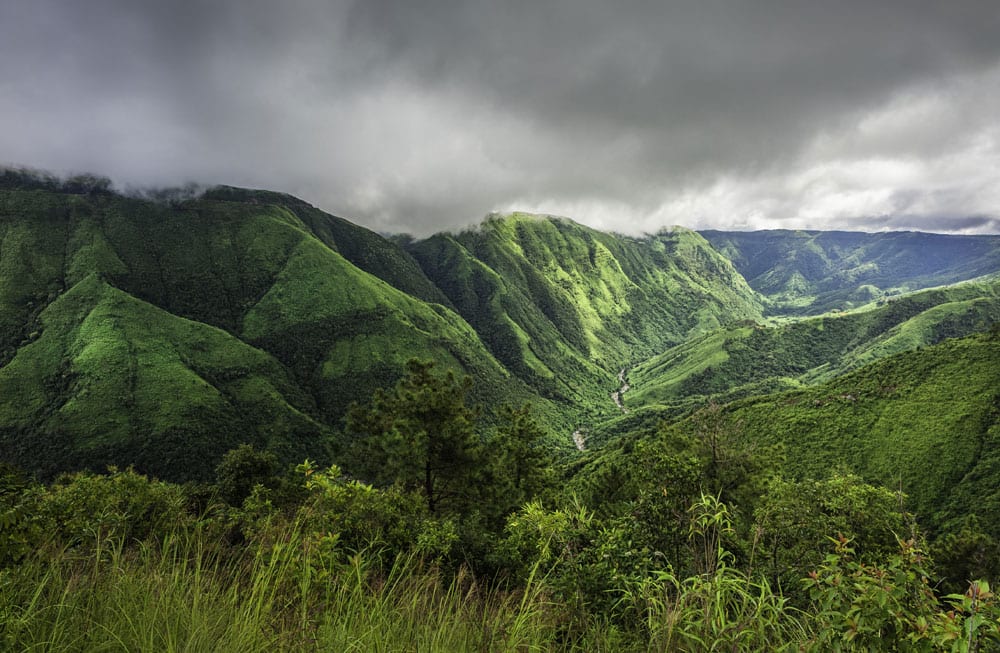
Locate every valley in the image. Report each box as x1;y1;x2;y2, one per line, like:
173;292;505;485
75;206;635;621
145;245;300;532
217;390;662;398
4;172;1000;650
6;2;1000;647
2;170;998;492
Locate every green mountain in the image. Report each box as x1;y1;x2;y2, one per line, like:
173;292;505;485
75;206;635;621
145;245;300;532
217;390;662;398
627;277;1000;410
0;274;329;481
577;331;1000;537
702;229;1000;315
722;332;1000;534
0;175;535;480
406;214;762;411
3;170;1000;491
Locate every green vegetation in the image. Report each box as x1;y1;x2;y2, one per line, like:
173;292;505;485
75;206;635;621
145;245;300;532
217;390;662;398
726;333;1000;536
407;217;763;412
3;430;998;651
702;228;1000;315
629;278;1000;410
0;177;552;480
4;170;1000;649
584;331;1000;552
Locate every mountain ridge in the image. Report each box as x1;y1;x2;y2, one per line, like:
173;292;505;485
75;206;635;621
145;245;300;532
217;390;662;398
701;228;1000;315
2;172;999;486
406;212;763;410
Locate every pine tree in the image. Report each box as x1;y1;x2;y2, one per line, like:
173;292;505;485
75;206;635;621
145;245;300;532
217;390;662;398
345;359;482;515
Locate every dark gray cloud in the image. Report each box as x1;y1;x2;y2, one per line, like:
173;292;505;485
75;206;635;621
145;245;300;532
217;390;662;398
2;1;999;235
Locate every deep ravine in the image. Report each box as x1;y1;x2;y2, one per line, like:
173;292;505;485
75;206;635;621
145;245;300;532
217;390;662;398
572;367;631;451
611;367;630;413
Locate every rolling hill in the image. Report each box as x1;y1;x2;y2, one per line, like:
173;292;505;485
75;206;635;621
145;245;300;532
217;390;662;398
722;331;1000;534
627;277;1000;410
2;169;1000;491
406;214;762;411
0;175;536;479
574;331;1000;539
702;229;1000;315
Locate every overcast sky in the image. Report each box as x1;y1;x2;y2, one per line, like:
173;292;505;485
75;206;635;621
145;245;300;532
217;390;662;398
2;1;1000;236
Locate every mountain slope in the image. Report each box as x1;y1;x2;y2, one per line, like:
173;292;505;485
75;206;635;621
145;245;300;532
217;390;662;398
0;274;329;481
702;229;1000;315
202;186;452;308
580;332;1000;536
4;172;1000;487
407;214;762;409
628;278;1000;409
0;179;540;479
722;332;1000;533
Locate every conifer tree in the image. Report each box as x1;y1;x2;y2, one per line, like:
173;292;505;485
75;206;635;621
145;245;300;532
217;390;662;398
345;359;481;515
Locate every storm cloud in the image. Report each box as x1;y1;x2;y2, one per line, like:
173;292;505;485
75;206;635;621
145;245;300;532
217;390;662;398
2;1;999;235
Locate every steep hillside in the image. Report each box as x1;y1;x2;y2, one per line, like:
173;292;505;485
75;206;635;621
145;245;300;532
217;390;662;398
628;278;1000;409
580;332;1000;536
722;332;1000;533
202;186;453;308
0;275;330;481
4;171;999;488
407;214;762;409
0;177;539;480
702;229;1000;315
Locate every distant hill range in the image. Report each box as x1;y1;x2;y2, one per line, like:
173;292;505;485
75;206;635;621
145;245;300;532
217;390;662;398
1;169;998;485
702;229;1000;314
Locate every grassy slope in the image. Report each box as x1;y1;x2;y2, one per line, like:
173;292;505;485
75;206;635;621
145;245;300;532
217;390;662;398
407;215;762;413
0;185;545;480
4;176;999;489
724;333;1000;532
628;278;1000;409
580;333;1000;535
202;186;453;308
92;191;553;426
0;274;328;481
702;229;1000;315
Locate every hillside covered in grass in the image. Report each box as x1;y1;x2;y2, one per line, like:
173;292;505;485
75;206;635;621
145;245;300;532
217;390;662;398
702;229;1000;315
0;175;772;481
627;277;1000;410
2;169;1000;498
727;331;1000;534
588;332;1000;540
406;214;762;411
0;173;539;480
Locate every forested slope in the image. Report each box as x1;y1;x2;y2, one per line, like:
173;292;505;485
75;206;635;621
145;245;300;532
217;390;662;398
407;214;762;409
687;332;1000;534
0;176;535;479
702;229;1000;314
628;277;1000;409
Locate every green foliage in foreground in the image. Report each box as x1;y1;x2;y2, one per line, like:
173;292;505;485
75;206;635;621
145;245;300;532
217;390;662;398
4;359;1000;651
3;467;1000;652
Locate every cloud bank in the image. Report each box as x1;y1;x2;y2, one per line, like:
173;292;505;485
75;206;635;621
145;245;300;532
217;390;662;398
2;1;999;235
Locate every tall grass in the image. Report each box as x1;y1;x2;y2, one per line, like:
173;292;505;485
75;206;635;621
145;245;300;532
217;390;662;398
0;522;568;652
1;528;281;652
616;493;810;652
8;513;995;651
624;565;808;652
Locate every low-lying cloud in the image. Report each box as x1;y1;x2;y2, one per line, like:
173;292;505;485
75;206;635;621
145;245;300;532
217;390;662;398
2;1;999;235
